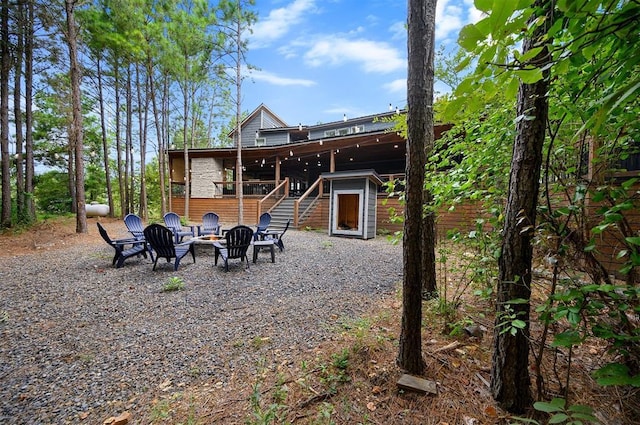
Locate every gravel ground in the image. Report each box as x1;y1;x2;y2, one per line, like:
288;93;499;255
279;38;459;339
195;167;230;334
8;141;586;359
0;224;402;424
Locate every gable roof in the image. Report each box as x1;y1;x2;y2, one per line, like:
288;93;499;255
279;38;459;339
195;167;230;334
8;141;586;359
228;103;289;138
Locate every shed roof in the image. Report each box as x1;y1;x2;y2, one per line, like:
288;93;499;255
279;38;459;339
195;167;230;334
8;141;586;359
320;169;384;185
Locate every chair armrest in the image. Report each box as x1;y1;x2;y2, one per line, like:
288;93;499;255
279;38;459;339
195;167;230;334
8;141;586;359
112;237;142;246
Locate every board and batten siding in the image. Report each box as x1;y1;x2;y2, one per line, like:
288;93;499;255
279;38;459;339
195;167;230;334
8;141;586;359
367;179;377;237
240;117;262;148
191;158;224;198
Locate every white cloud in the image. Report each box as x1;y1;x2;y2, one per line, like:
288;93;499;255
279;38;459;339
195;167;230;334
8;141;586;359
383;78;406;95
389;21;406;41
248;68;316;87
303;37;404;74
435;0;482;42
464;0;485;23
249;0;318;48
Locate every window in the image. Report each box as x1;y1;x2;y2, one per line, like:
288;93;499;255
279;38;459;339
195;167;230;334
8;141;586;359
255;137;266;147
324;129;336;137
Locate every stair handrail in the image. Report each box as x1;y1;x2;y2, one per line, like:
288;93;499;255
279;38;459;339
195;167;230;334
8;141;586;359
257;177;289;221
294;176;324;228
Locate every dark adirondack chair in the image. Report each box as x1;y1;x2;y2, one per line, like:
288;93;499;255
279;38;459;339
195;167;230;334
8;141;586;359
124;213;145;240
214;225;254;272
263;218;290;252
143;224;195;271
163;212;195;243
198;212;221;236
97;222;150;268
254;212;272;241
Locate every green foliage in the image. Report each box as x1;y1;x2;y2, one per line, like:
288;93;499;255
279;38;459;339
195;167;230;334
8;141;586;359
162;276;185;292
533;398;597;425
496;302;527;336
247;359;290;425
34;171;72;214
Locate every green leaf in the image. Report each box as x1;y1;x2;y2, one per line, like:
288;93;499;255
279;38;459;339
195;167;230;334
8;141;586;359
568;404;594;414
512;319;526;329
552;330;582;348
459;23;487;51
515;68;543;84
534;398;565;413
549;413;569;424
488;0;518;31
625;237;640;247
474;0;493;13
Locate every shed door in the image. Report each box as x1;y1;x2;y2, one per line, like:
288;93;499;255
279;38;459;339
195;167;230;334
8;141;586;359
332;189;364;236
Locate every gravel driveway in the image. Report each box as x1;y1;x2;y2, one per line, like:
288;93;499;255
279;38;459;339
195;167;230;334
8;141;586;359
0;226;402;424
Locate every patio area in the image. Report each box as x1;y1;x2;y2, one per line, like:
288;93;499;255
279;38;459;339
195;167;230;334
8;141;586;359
0;220;402;423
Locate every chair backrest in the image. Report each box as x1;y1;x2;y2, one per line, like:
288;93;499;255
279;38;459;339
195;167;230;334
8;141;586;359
143;223;176;258
96;222;113;245
225;225;254;259
202;212;219;231
256;212;271;233
163;212;182;231
124;213;145;238
281;219;290;236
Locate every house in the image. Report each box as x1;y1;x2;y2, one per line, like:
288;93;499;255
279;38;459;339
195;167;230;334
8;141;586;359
168;103;453;235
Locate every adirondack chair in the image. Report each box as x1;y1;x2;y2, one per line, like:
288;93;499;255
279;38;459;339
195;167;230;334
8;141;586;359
143;223;195;271
262;218;290;252
97;222;150;268
163;212;195;243
198;212;221;236
124;213;145;240
254;212;272;241
213;225;254;272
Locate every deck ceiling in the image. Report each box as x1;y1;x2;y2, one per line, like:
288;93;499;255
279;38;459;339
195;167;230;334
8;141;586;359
169;124;451;180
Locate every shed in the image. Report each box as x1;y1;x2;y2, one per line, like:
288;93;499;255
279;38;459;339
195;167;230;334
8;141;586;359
321;169;383;239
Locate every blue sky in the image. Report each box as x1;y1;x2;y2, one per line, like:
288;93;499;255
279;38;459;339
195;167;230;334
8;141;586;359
242;0;482;126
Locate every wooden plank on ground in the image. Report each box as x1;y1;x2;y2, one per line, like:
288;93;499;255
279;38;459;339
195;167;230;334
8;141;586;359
397;374;437;395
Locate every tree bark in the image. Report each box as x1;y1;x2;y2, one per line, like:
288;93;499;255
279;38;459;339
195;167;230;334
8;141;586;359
137;63;148;220
1;0;11;228
398;0;437;374
491;0;552;413
14;0;25;221
24;0;35;221
96;56;114;217
65;0;86;233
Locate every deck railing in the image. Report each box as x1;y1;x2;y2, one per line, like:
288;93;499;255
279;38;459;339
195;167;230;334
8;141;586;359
257;178;289;221
294;176;324;228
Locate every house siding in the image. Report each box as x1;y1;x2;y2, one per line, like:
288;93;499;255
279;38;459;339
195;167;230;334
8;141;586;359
367;179;377;238
262;130;290;146
241;117;263;148
308;117;393;140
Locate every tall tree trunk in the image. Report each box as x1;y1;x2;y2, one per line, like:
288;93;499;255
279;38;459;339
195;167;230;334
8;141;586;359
24;0;35;221
114;62;124;217
65;0;86;233
182;57;190;220
235;13;243;224
137;63;147;220
126;65;133;214
0;0;11;228
398;0;437;374
14;0;25;222
67;129;76;213
491;0;552;413
148;56;166;215
161;75;169;213
96;56;114;217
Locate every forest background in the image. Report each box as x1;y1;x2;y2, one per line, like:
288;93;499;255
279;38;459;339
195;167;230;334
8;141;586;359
1;0;640;422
